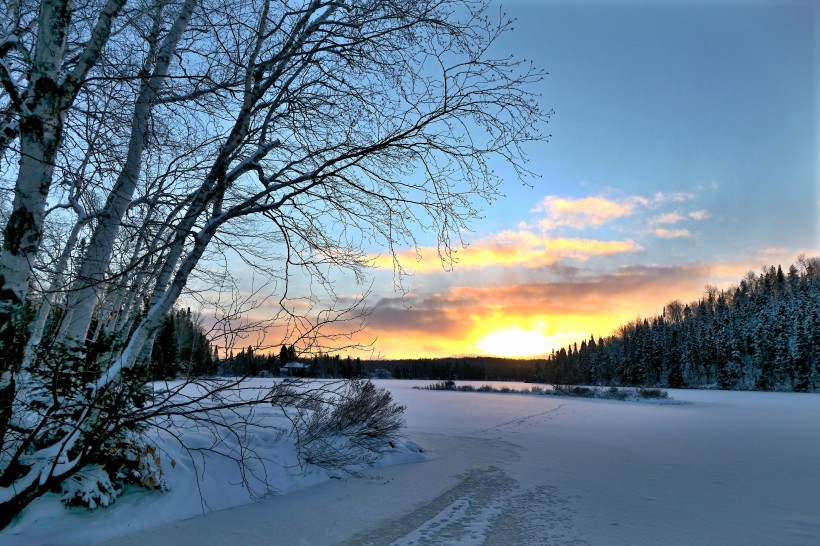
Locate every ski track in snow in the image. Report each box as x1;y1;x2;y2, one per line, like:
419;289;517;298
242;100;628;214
344;466;583;546
481;403;570;435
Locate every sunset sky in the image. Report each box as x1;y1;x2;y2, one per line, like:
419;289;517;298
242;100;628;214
225;0;819;360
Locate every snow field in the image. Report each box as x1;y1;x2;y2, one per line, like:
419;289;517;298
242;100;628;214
389;383;820;545
3;379;819;545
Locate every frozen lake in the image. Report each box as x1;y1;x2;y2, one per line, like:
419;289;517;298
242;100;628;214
6;380;820;545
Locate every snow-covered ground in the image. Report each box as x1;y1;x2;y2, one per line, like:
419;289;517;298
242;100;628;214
4;380;819;545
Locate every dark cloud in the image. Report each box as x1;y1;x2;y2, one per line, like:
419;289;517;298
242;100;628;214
365;295;467;335
364;262;718;335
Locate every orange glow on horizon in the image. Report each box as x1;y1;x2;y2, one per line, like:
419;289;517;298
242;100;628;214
475;327;555;357
342;310;641;360
237;252;815;361
468;312;634;358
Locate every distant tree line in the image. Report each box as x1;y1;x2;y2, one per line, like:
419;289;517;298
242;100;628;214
540;256;820;391
357;357;542;382
150;257;819;393
148;318;371;380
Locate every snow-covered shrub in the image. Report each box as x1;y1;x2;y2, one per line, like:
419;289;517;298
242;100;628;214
59;434;168;510
126;442;167;491
636;387;668;400
604;386;630;401
60;466;121;509
292;380;405;469
416;380;456;390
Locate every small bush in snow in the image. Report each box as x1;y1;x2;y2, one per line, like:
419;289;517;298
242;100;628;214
61;466;121;510
104;434;168;492
605;386;629;400
292;380;406;469
417;380;456;390
637;387;668;399
59;433;168;511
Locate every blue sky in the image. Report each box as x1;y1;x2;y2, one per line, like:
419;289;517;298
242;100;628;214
244;0;819;358
491;0;817;253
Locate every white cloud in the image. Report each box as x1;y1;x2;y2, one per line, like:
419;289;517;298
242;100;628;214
651;212;684;225
653;191;695;204
655;228;693;239
534;195;643;231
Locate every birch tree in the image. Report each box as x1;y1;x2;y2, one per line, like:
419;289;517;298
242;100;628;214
0;0;547;523
0;0;127;458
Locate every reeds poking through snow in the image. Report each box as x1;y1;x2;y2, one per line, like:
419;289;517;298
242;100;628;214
417;381;670;401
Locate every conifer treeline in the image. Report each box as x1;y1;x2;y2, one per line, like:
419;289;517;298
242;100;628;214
149;307;216;378
149;258;820;393
358;357;541;382
541;257;820;391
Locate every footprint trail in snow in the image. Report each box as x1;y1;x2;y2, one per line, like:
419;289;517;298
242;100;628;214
343;466;583;546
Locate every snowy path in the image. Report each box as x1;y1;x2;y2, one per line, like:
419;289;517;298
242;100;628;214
343;463;579;546
92;383;820;546
99;432;582;546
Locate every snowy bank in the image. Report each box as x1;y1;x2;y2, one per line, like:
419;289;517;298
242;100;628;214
0;379;425;545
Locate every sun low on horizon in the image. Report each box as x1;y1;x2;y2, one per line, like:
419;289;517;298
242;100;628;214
230;0;817;362
474;327;560;358
469;310;634;359
359;1;817;361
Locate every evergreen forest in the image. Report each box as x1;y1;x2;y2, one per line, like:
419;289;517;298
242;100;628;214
149;257;820;393
542;257;820;391
359;257;820;392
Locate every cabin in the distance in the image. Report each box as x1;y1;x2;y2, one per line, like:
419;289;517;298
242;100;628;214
280;361;312;377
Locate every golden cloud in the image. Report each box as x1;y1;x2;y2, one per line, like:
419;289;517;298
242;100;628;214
369;231;640;273
535;195;640;230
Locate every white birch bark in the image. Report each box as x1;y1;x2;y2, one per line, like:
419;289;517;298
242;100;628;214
0;0;547;525
57;0;198;351
21;215;86;369
0;0;125;459
0;0;125;316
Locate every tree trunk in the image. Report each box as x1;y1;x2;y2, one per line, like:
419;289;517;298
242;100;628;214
57;0;198;352
0;0;125;451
